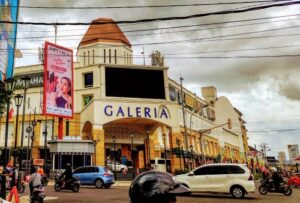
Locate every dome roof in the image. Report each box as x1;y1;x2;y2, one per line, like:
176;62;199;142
79;18;131;47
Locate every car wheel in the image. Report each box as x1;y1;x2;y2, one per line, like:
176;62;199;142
95;179;103;188
231;186;245;199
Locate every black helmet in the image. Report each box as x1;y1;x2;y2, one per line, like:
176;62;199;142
129;171;190;203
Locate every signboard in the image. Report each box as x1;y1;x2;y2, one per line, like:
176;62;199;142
185;94;194;108
14;72;43;89
0;0;19;81
288;144;300;161
33;159;45;166
43;41;73;118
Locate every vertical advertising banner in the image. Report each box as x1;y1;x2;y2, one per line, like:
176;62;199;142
0;0;19;81
43;41;73;118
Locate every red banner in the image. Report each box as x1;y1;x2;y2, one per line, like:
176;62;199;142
43;41;74;118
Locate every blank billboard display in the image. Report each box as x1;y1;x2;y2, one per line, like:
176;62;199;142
105;67;165;99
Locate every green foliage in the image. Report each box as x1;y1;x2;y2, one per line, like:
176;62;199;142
0;84;8;117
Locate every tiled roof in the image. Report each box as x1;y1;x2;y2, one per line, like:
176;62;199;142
79;18;131;47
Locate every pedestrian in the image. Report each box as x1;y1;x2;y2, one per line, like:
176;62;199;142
129;171;190;203
29;167;42;198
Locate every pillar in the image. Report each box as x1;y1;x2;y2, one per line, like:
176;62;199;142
93;129;105;166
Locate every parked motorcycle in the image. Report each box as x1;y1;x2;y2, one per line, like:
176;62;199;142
259;179;292;196
54;177;80;192
30;185;46;203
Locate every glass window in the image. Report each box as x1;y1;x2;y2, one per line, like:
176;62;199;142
104;49;106;63
84;72;93;88
158;160;165;164
229;166;245;174
83;95;93;106
88;50;90;65
194;166;211;175
114;49;117;64
74;167;86;174
210;166;230;175
83;52;86;66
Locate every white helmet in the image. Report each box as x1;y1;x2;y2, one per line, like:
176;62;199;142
270;167;277;172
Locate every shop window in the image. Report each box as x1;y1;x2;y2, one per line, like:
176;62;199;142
83;72;93;88
83;95;94;106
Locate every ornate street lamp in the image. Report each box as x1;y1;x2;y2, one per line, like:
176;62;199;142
190;145;194;170
12;94;23;187
19;76;30;173
176;138;182;171
162;133;167;172
146;129;150;170
130;134;134;179
112;135;116;179
0;78;15;199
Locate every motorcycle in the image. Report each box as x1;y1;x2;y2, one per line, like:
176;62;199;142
54;177;80;192
259;178;292;196
30;185;46;203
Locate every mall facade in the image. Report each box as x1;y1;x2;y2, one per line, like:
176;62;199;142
0;18;249;173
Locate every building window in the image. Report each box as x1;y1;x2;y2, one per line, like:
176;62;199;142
83;52;86;66
84;72;93;88
93;50;95;64
88;50;90;65
114;49;117;64
66;120;69;136
124;51;126;64
104;49;106;63
109;49;111;63
83;95;94;106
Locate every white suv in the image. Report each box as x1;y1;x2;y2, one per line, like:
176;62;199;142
174;163;255;198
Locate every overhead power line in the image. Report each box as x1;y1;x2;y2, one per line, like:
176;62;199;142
2;1;300;25
13;1;291;9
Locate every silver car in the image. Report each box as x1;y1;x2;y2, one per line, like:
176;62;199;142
106;161;128;172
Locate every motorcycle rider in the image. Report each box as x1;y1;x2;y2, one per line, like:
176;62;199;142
270;167;283;191
29;167;42;198
129;171;190;203
59;163;73;188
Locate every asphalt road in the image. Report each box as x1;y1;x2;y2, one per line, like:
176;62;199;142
19;185;300;203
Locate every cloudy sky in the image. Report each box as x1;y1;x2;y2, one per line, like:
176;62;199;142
15;0;300;159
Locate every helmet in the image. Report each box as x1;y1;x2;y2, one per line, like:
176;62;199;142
270;167;277;172
129;171;190;203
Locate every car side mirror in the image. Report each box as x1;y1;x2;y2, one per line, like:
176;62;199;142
188;172;194;176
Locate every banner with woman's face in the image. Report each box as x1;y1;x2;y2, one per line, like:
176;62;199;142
43;41;74;118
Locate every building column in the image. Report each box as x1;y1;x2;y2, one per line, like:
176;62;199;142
93;128;105;166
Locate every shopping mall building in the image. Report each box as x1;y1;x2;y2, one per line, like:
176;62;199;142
0;18;249;173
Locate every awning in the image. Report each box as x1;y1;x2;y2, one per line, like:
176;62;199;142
48;140;95;154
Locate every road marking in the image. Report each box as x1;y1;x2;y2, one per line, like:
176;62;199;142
20;195;58;201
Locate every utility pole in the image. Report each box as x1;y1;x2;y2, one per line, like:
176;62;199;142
259;143;270;165
180;76;189;171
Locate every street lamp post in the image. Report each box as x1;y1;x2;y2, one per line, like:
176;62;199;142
130;134;134;179
162;133;167;172
12;94;23;187
112;135;116;180
0;78;15;199
190;145;194;170
176;138;182;172
146;129;151;170
19;76;30;173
